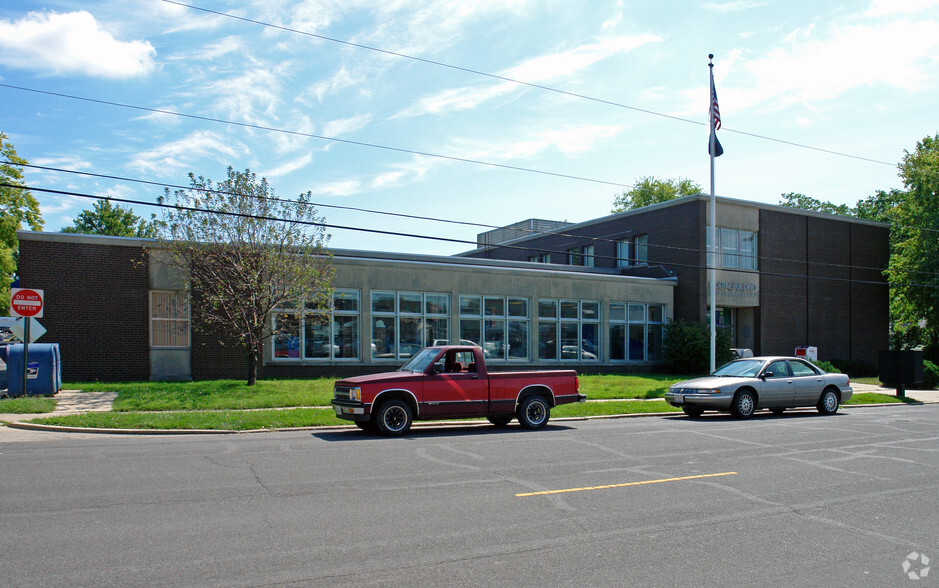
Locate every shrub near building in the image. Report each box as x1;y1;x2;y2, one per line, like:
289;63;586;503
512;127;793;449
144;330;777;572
663;319;733;374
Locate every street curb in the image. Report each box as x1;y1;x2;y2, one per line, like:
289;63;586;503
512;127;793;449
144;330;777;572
3;401;929;435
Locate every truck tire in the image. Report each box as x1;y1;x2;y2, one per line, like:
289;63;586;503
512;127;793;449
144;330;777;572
517;396;550;430
375;400;413;436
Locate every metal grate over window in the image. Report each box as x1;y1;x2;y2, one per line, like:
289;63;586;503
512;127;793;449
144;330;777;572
150;291;191;348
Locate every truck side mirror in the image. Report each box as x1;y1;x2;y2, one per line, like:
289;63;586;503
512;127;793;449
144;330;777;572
430;360;445;374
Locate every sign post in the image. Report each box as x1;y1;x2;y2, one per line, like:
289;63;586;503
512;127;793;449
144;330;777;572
10;288;44;397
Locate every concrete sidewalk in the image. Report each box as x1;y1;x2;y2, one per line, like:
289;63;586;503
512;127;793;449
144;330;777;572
0;389;117;423
851;382;939;403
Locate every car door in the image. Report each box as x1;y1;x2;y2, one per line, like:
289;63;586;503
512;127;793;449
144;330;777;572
758;359;795;407
788;359;825;406
422;350;487;416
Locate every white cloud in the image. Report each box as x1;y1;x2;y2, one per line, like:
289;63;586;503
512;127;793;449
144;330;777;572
702;0;770;12
129;131;247;176
308;180;363;197
322;114;372;137
453;124;625;162
396;34;660;118
866;0;939;16
265;153;314;178
0;11;156;78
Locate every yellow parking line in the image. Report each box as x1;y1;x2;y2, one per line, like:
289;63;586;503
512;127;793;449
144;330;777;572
515;471;738;497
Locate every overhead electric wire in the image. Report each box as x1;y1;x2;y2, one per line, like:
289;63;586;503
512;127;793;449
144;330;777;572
6;181;936;289
0;83;627;189
7;160;939;278
163;0;896;167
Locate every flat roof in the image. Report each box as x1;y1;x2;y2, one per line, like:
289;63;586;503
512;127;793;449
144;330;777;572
456;193;891;255
17;230;677;286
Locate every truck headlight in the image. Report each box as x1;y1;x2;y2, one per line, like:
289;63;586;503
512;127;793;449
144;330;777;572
350;387;361;401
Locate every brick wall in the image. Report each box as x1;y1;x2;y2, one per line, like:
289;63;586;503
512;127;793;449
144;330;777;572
17;238;150;382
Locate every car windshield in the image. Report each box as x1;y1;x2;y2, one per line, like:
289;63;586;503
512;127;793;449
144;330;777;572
398;348;438;373
712;359;765;378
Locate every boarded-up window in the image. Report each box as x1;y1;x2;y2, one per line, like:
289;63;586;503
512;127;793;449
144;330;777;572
150;291;190;348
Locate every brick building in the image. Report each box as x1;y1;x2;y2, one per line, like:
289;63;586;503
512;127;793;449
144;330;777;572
15;194;888;382
462;194;890;368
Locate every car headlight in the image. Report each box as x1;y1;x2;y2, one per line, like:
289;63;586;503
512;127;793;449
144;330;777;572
350;387;361;401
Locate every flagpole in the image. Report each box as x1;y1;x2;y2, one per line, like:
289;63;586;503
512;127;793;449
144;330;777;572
708;54;717;374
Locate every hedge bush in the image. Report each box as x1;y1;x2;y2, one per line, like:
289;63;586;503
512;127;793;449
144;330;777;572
663;319;733;374
813;360;840;373
923;360;938;389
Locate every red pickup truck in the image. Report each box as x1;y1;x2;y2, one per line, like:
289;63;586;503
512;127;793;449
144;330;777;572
332;345;584;436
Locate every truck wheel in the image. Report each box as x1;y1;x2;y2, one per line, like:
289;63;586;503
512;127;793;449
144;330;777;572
517;396;550;430
375;400;413;436
487;415;513;427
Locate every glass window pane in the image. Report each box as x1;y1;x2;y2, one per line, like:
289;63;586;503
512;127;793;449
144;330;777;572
484;297;505;317
538;323;557;360
560;300;579;319
610;324;626;360
648;305;664;323
610;302;626;322
273;312;300;359
582;323;599;361
583;245;595;267
334;290;359;312
334;315;358;359
399;292;422;314
648;325;663;361
425;318;448;347
460;295;481;316
635;235;648;262
425;293;448;315
508;298;528;317
371;291;395;313
538;299;558;319
721;228;738;268
582;301;599;321
304;317;331;359
560;322;579;358
628;324;645;361
484;319;506;359
628;303;646;322
616;240;629;268
508;321;528;359
398;317;423;358
372;317;395;359
460;319;482;348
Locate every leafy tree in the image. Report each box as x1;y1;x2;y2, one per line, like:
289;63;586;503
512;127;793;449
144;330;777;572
0;132;43;313
61;198;158;238
778;192;852;216
159;167;334;385
854;189;904;223
612;176;701;213
888;133;939;359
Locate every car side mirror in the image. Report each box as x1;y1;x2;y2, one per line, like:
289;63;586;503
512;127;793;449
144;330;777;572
430;360;445;374
762;371;773;379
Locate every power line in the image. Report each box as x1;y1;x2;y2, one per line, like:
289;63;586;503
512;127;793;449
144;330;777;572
7;160;939;278
7;181;934;289
163;0;896;167
0;83;628;189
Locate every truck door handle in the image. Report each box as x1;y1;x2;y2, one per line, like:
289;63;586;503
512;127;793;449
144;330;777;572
470;374;480;379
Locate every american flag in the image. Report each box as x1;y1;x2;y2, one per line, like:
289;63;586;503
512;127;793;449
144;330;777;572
710;73;721;131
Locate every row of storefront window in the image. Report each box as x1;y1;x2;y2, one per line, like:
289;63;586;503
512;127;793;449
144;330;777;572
272;290;666;363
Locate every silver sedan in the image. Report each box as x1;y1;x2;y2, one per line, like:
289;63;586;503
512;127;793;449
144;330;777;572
665;356;853;418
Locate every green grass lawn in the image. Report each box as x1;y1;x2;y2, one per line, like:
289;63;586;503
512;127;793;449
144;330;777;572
14;374;907;431
0;396;58;414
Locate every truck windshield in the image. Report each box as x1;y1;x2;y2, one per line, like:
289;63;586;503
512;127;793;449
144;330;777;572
398;348;438;373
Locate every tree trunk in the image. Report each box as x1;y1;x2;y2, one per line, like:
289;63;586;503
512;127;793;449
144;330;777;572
246;348;258;386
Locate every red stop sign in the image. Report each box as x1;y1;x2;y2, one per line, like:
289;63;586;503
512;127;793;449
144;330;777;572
10;288;44;318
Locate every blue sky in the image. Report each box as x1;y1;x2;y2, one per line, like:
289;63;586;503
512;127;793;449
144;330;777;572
1;0;937;255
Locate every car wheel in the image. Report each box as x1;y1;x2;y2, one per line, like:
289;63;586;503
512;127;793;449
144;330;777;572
375;400;413;436
731;390;756;419
517;396;550;430
682;406;704;418
770;408;786;416
487;415;513;427
817;388;840;415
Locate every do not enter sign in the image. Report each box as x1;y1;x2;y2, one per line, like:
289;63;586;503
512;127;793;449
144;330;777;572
10;288;44;318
